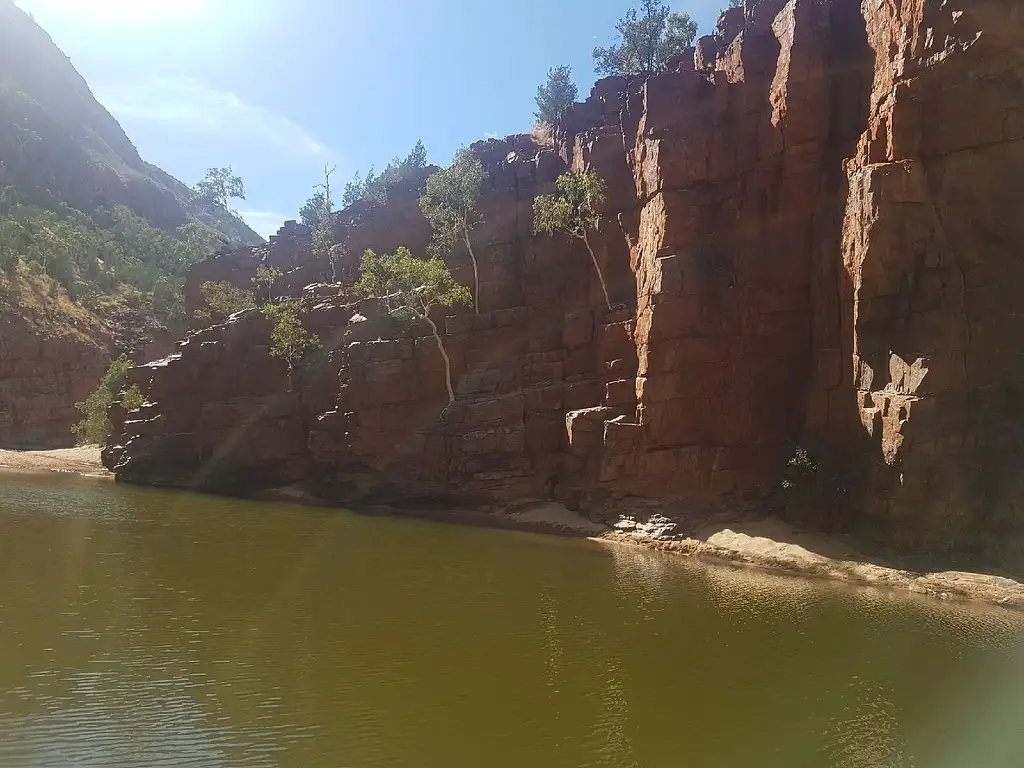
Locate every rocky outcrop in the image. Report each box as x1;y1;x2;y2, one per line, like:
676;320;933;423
802;0;1024;563
185;168;437;325
0;311;110;448
106;0;1024;571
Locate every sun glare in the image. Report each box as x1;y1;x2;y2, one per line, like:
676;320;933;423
23;0;204;24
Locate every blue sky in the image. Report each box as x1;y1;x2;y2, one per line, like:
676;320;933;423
15;0;728;238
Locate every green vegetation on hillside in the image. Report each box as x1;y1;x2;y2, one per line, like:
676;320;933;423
72;355;144;445
0;189;221;321
253;266;283;305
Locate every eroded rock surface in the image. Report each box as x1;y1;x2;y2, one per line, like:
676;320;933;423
106;0;1024;571
0;312;110;449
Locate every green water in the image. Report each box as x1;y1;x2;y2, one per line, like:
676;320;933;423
0;474;1021;767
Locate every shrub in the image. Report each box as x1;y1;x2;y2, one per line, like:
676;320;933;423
262;300;320;389
196;280;255;325
72;356;144;445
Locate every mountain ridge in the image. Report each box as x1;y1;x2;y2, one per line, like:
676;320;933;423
0;0;261;244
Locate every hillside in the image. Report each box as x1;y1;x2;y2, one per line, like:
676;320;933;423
0;0;260;243
0;0;263;448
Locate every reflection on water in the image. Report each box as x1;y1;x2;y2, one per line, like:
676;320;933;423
0;473;1022;767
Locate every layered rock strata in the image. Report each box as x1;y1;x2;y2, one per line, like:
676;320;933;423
105;0;1024;569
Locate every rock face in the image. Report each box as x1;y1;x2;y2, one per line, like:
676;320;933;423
106;0;1024;570
0;312;110;448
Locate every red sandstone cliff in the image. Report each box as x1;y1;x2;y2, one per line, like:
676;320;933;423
104;0;1024;570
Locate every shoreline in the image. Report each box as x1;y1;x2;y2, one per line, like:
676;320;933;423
271;492;1024;611
0;446;111;478
267;488;1024;610
594;528;1024;610
3;452;1022;610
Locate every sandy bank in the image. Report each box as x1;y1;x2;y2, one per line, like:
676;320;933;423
0;446;109;477
492;502;1024;610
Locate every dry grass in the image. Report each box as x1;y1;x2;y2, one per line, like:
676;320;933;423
530;121;555;148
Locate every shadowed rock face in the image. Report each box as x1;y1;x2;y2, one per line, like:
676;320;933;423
0;313;111;449
105;0;1024;569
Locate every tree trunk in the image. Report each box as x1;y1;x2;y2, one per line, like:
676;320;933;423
582;232;612;310
463;214;481;316
424;313;455;403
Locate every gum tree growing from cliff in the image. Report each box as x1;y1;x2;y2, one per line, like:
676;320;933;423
355;248;405;312
72;356;145;445
533;170;612;309
356;248;471;403
310;165;343;282
263;301;320;391
419;148;486;315
253;266;282;305
535;65;578;126
593;1;698;76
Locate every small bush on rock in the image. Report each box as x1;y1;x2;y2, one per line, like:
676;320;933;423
263;300;320;390
72;356;144;445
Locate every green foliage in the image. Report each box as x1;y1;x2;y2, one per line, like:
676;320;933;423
342;140;428;208
309;165;342;281
151;276;183;320
535;65;578;125
419;148;486;311
0;196;218;318
194;167;246;213
299;191;327;227
593;1;698;76
533;170;607;238
197;280;255;325
403;255;474;313
355;247;471;402
355;247;403;311
355;247;472;313
419;148;486;244
262;300;320;386
71;356;144;446
0;218;26;273
534;170;612;308
253;266;283;305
